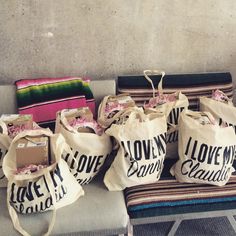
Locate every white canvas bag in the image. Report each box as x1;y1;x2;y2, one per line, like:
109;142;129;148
0;119;47;188
55;109;112;185
3;129;84;236
143;70;189;159
170;110;236;186
104;107;167;191
200;96;236;133
0;120;11;187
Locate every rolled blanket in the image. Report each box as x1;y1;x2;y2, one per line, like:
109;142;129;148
15;77;95;130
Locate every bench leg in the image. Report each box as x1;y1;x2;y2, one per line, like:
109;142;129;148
167;219;182;236
227;214;236;233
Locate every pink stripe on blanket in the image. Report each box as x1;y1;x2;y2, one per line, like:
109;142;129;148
19;97;87;123
16;77;90;89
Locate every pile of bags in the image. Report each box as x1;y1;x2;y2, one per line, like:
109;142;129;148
1;70;236;235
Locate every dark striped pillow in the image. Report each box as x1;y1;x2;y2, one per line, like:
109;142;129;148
118;72;233;110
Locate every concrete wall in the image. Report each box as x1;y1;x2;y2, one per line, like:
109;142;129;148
0;0;236;85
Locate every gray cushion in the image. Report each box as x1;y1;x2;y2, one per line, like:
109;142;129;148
0;177;128;236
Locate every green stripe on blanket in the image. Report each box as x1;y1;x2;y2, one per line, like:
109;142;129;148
17;79;93;107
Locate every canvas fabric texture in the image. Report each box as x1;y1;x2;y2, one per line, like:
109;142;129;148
3;129;84;236
55;109;112;185
104;108;167;191
170;110;236;186
0;120;11;188
200;96;236;134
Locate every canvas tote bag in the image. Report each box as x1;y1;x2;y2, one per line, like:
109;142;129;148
104;107;167;191
0;120;11;187
3;129;84;236
170;110;236;186
200;95;236;133
143;70;189;159
97;94;137;129
55;109;112;185
0;119;52;188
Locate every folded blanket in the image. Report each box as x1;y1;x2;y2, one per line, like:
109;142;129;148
118;73;233;109
15;77;95;130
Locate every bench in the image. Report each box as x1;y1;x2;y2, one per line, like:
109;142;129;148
118;72;236;235
0;80;130;236
1;74;236;236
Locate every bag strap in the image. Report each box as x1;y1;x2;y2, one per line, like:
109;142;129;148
143;70;165;98
7;171;57;236
119;107;147;124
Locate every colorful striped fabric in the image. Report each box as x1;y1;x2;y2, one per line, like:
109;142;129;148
118;73;233;110
15;77;95;129
125;174;236;218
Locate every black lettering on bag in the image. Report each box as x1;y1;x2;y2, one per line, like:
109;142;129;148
168;107;185;125
223;145;236;165
153;135;166;155
184;137;192;156
134;140;142;161
127;161;139;177
77;176;93;184
50;164;64;187
142;140;151;159
219;118;236;134
180;159;232;184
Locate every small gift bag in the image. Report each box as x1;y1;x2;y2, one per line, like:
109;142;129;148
143;70;189;159
0;120;11;187
104;107;167;191
200;90;236;133
170;110;236;186
97;94;137;129
3;129;84;236
55;108;112;185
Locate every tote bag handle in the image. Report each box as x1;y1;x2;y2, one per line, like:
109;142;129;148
7;171;57;236
143;70;165;98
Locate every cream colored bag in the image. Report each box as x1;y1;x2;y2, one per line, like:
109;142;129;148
0;120;11;187
143;70;189;159
104;107;167;191
97;94;137;129
3;129;84;236
170;110;236;186
55;109;112;185
0;119;47;188
200;96;236;133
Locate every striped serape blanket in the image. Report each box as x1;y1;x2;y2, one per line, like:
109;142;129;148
125;174;236;218
15;77;95;129
118;73;233;110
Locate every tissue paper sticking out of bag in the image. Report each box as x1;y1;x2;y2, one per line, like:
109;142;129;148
15;164;48;175
0;114;33;138
104;95;136;119
63;107;104;135
144;93;177;109
212;90;230;103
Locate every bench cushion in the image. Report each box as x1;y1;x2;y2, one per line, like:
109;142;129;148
0;176;128;235
125;166;236;222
